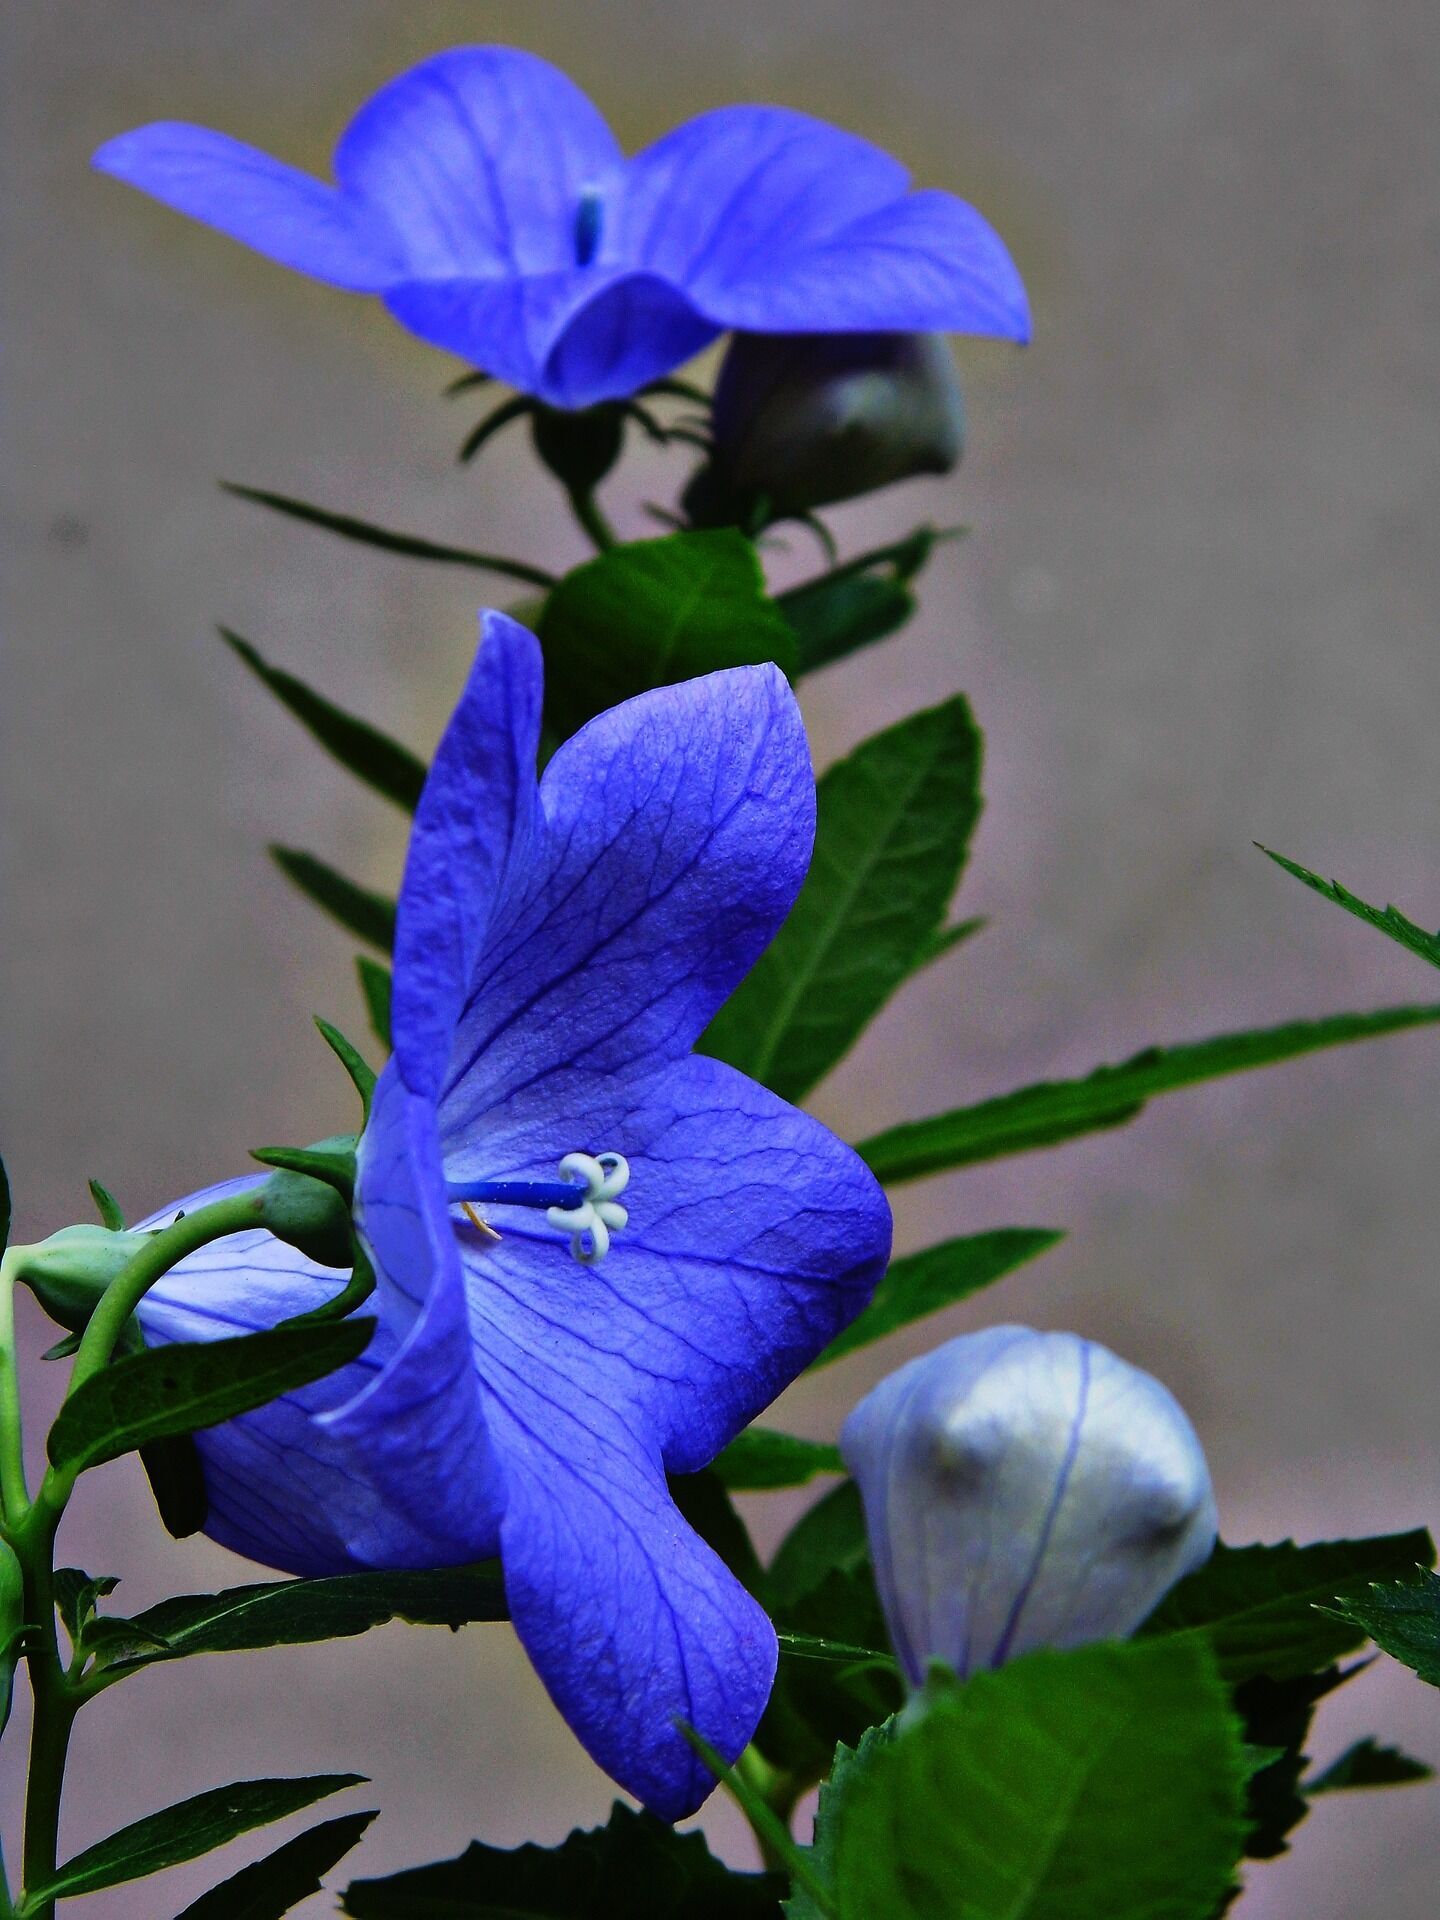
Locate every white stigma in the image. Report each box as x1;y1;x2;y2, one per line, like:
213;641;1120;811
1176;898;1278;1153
547;1152;630;1265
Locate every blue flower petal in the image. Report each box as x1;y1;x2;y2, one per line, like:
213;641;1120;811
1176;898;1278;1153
92;123;399;290
619;106;909;293
451;1048;890;1478
485;1362;775;1818
436;658;815;1144
709;190;1032;342
335;48;623;280
391;611;543;1102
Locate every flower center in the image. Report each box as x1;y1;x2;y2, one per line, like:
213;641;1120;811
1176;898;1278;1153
447;1151;630;1266
574;185;604;268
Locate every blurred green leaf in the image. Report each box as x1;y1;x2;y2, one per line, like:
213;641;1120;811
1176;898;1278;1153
29;1774;363;1903
342;1802;784;1918
811;1229;1063;1369
538;530;796;738
223;630;426;813
859;1004;1440;1184
355;957;392;1051
712;1429;844;1492
173;1810;378;1920
780;574;914;676
1228;1667;1353;1860
222;483;555;589
47;1320;373;1479
704;698;981;1103
1138;1532;1436;1682
86;1565;507;1679
269;848;395;952
1261;847;1440;969
787;1641;1248;1920
768;1481;869;1614
1322;1568;1440;1685
1307;1737;1433;1793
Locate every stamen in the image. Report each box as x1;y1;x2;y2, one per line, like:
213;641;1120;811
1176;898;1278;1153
447;1152;630;1266
574;185;604;268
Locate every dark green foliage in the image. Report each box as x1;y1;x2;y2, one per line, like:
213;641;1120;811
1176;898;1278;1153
712;1429;844;1491
172;1810;378;1920
810;1228;1063;1368
703;698;982;1102
222;482;555;588
858;1004;1440;1183
776;525;954;676
767;1481;870;1614
1307;1737;1433;1793
222;630;426;813
342;1802;784;1918
82;1565;507;1679
28;1774;364;1903
1138;1532;1436;1682
787;1642;1248;1920
1323;1569;1440;1685
538;531;796;739
1231;1667;1352;1859
269;847;396;951
47;1320;374;1478
1261;847;1440;969
0;1151;9;1255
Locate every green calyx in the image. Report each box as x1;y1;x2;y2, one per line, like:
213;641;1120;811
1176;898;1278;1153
8;1226;157;1335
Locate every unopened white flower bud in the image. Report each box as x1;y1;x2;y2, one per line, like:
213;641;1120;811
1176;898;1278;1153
841;1327;1216;1685
685;330;965;522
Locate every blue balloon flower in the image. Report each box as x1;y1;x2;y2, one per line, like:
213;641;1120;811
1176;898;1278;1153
136;613;891;1817
93;45;1029;409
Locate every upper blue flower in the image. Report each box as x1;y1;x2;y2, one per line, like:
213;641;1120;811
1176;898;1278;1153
93;45;1030;409
135;613;891;1817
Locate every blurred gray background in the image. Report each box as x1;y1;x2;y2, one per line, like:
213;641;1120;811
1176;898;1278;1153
4;1;1439;1912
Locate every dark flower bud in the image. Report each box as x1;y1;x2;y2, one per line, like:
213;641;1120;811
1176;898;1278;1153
841;1327;1216;1685
686;331;965;524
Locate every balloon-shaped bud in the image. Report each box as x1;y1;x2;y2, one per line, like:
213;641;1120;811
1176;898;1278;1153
841;1327;1217;1685
685;330;965;523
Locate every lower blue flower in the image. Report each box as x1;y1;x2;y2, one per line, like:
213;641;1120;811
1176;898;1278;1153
136;614;891;1817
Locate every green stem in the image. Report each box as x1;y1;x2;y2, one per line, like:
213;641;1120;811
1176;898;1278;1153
567;486;617;552
0;1260;29;1524
732;1743;802;1874
7;1187;267;1916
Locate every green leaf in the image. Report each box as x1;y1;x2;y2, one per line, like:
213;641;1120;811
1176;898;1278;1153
1261;846;1440;970
87;1565;506;1678
704;698;982;1102
173;1810;377;1920
712;1429;844;1492
538;530;796;739
47;1320;374;1479
788;1640;1248;1920
269;848;396;952
1138;1532;1436;1682
138;1434;210;1539
1228;1667;1352;1859
901;913;986;977
761;1563;902;1782
779;573;915;676
30;1774;364;1904
811;1229;1063;1369
221;483;555;589
88;1178;125;1230
1307;1737;1433;1793
355;957;392;1051
768;1480;869;1613
1323;1568;1440;1684
53;1569;119;1648
341;1802;784;1918
858;1003;1440;1184
222;630;426;813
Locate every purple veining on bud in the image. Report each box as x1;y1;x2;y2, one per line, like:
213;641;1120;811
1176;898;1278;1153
841;1326;1217;1686
687;330;966;522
